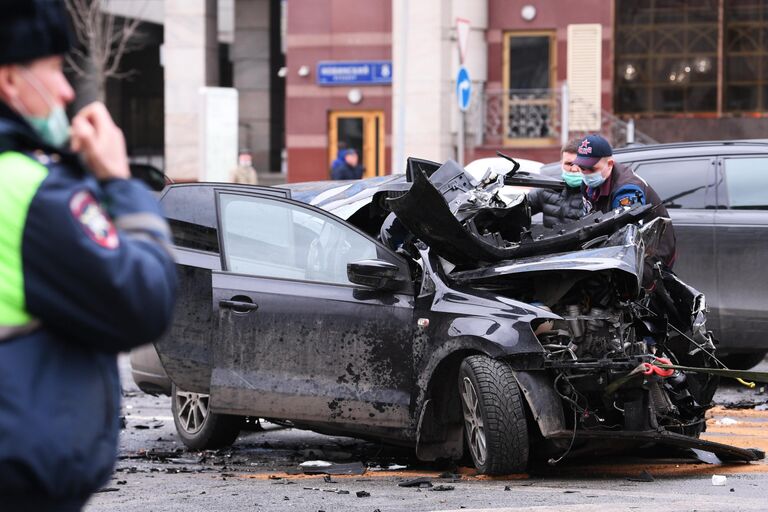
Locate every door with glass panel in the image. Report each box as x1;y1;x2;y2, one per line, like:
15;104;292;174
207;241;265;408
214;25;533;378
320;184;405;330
329;111;385;178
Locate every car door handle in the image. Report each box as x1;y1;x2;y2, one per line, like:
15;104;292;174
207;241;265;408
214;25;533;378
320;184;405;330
219;299;259;312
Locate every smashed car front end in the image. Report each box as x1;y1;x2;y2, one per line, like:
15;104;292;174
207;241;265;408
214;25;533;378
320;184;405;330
385;157;762;464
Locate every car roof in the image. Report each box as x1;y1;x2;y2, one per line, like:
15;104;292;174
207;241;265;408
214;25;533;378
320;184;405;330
541;139;768;174
612;139;768;159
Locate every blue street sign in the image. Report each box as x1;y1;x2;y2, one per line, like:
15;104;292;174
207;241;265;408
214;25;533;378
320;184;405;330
317;61;393;86
456;66;472;112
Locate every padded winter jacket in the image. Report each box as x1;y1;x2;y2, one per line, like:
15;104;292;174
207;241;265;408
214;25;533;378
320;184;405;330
527;185;583;228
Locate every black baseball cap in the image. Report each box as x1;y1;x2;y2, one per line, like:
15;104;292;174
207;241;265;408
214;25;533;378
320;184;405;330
573;134;613;169
0;0;73;66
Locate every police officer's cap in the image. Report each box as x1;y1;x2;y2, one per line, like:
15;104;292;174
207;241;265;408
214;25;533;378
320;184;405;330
0;0;73;66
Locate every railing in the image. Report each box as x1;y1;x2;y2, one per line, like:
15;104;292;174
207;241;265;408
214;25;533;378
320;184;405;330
466;86;657;152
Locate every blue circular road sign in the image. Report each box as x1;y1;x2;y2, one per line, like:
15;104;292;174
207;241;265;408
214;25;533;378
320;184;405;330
456;66;472;112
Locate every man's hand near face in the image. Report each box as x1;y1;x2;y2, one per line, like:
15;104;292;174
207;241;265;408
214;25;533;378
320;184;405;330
70;102;131;181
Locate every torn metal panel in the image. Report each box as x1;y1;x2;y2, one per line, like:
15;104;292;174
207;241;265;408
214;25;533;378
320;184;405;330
547;429;764;462
386;158;653;266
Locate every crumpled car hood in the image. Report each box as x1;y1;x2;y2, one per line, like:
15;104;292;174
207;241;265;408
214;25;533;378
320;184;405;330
385;158;653;267
449;223;646;300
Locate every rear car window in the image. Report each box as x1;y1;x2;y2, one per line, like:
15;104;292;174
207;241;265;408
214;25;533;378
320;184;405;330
633;159;716;209
161;186;219;253
722;157;768;209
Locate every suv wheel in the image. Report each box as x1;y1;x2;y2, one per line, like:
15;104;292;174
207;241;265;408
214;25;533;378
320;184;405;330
458;355;529;474
171;384;241;450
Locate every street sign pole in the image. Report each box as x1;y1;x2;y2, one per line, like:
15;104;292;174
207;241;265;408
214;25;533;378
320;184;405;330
456;19;470;166
458;110;465;166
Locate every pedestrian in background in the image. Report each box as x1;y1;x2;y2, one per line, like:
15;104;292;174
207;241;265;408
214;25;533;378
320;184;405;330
331;147;364;180
527;137;584;228
231;149;258;184
0;1;177;509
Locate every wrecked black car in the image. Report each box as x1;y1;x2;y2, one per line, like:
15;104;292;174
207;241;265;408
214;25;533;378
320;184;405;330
151;157;763;475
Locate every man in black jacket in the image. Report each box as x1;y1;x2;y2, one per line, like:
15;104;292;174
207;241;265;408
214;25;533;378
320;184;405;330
575;134;676;269
0;1;177;509
527;138;584;228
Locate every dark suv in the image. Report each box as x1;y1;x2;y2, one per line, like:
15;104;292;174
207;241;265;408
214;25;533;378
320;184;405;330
542;140;768;369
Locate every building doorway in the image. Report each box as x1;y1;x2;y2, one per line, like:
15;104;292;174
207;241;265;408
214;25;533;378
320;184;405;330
329;111;385;178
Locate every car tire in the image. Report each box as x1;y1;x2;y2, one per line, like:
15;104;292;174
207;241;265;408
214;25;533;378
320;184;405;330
458;355;529;475
720;351;767;371
171;384;241;450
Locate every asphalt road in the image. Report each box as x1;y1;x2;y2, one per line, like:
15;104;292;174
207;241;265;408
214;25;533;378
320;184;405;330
83;355;768;512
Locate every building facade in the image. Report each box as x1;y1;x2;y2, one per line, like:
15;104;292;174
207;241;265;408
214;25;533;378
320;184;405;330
97;0;768;183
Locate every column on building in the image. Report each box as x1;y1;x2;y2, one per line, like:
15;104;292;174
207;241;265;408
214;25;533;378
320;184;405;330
392;0;486;170
164;0;219;181
233;0;271;173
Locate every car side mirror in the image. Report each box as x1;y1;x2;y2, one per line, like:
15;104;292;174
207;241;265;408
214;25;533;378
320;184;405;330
347;259;404;291
130;162;170;192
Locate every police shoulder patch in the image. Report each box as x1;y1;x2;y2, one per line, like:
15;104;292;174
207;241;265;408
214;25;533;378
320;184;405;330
69;190;119;249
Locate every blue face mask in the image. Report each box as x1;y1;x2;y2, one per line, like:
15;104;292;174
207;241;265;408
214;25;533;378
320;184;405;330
16;67;71;148
561;171;583;188
582;171;606;189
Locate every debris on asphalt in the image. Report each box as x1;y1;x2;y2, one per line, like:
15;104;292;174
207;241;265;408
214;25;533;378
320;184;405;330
356;491;370;498
116;480;127;485
368;463;408;471
167;456;203;465
323;475;335;483
398;477;433;488
712;474;727;486
299;460;329;467
715;417;739;426
96;488;120;493
504;486;512;491
627;470;655;482
691;449;722;465
724;399;767;409
431;485;455;491
299;461;366;475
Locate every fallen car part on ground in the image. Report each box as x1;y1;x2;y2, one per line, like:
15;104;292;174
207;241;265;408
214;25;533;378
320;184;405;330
152;156;765;476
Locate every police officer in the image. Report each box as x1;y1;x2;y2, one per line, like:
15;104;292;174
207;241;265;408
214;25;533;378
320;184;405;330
575;133;676;268
0;1;177;509
527;138;584;228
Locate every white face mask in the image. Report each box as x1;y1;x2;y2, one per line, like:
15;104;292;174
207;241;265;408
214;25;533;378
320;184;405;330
13;67;71;148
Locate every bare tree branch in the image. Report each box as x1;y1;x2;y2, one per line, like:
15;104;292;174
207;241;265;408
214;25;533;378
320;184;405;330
64;0;148;100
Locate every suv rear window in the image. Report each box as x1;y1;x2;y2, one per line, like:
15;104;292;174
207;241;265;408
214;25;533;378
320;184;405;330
633;159;716;209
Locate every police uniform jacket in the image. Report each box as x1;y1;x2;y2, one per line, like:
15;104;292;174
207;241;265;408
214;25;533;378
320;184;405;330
0;102;177;502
